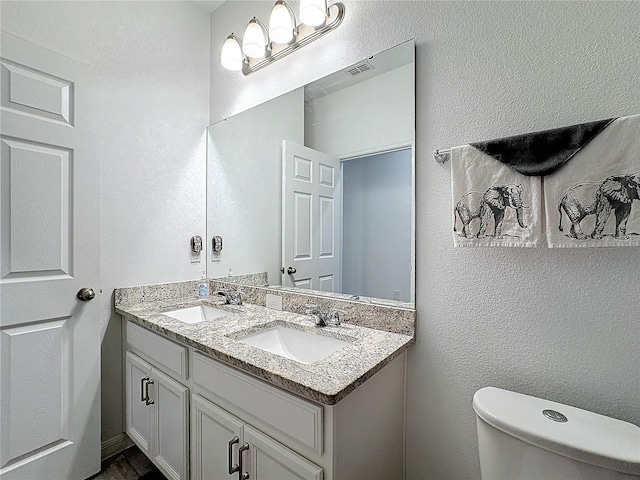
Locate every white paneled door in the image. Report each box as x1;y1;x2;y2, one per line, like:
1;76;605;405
0;32;101;479
282;141;341;293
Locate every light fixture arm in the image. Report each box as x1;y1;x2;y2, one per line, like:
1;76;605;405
254;18;272;54
230;2;345;76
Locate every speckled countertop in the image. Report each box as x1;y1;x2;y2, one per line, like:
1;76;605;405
116;297;414;405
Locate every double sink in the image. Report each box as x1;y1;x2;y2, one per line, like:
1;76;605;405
163;304;352;365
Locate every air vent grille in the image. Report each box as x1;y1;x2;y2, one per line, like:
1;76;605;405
346;60;374;76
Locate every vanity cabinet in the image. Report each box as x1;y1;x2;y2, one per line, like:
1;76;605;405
191;351;404;480
125;320;406;480
125;324;189;480
192;394;322;480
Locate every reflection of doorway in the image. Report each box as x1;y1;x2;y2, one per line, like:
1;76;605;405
341;148;412;301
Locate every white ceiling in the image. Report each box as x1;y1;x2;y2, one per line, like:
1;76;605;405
191;1;226;14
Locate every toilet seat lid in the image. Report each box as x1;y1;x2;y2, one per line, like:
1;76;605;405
473;386;640;476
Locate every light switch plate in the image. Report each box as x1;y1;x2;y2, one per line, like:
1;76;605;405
265;294;282;310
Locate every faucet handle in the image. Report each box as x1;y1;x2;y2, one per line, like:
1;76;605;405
328;308;346;325
215;290;230;301
232;290;244;305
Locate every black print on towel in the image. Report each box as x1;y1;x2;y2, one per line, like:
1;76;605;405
558;173;640;240
454;184;528;239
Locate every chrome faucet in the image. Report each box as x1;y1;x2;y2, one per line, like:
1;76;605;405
215;289;243;305
305;304;345;327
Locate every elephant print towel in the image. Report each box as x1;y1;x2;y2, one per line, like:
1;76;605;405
451;145;543;247
545;114;640;247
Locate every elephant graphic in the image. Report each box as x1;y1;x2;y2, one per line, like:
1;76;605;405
454;183;528;239
558;173;640;240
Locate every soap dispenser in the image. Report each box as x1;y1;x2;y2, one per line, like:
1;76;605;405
198;271;209;298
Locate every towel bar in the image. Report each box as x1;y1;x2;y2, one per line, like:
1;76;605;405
433;148;451;164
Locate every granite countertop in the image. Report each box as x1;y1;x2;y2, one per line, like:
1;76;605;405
116;297;414;405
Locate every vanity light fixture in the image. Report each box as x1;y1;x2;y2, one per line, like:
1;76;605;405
220;0;345;76
300;0;328;27
243;18;269;59
220;34;243;71
269;1;296;44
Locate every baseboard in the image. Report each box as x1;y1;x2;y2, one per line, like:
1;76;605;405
101;433;132;461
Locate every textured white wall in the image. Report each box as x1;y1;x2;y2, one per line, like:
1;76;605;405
1;1;211;444
211;2;640;479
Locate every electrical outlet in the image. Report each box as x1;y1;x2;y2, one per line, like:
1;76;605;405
211;235;222;262
265;294;282;310
190;235;202;263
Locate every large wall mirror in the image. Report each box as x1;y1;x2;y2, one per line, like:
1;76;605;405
207;39;415;308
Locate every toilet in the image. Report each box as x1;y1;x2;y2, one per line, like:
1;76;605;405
473;387;640;479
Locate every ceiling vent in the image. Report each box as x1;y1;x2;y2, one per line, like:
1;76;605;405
346;60;374;76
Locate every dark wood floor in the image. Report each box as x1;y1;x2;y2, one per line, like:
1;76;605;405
90;446;165;480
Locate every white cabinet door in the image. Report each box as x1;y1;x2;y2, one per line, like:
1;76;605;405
125;352;153;458
244;425;323;480
151;367;189;480
191;394;244;480
125;352;188;480
0;32;101;480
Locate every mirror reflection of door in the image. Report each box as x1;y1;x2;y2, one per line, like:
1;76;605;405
282;143;412;302
282;141;342;292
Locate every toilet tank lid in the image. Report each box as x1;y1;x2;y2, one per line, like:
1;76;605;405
473;387;640;476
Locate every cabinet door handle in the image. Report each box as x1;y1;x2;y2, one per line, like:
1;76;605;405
144;379;155;405
238;443;249;480
140;377;149;402
228;436;240;474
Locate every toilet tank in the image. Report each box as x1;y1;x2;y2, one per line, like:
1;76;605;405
473;387;640;480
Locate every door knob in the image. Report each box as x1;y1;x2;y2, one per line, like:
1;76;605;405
287;267;297;274
77;288;96;301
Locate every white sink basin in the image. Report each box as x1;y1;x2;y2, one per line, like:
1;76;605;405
236;326;350;364
163;305;230;324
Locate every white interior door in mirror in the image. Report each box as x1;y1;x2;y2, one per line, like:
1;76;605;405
282;141;341;293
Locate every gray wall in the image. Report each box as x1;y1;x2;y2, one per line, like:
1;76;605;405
342;150;412;301
211;2;640;479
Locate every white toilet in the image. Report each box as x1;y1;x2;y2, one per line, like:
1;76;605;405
473;387;640;479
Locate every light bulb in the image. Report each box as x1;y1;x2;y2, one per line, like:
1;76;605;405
269;1;295;44
220;35;243;71
243;18;267;59
300;0;327;27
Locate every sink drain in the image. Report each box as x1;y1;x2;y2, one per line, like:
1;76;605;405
543;409;568;423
